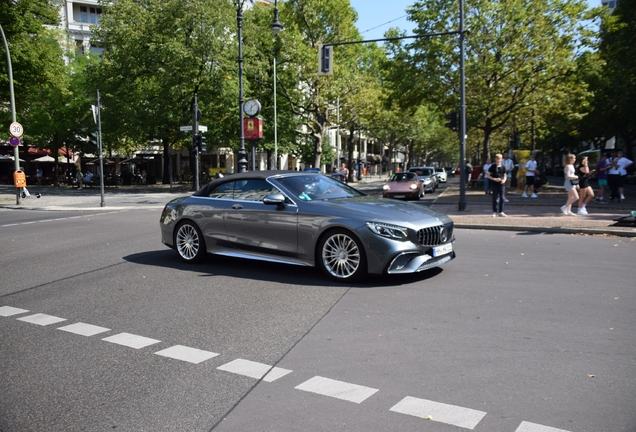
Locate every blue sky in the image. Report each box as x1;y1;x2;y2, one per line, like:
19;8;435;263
349;0;601;42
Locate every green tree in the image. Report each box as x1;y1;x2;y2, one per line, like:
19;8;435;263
384;0;599;162
594;0;636;158
0;0;65;128
90;0;237;182
272;0;365;168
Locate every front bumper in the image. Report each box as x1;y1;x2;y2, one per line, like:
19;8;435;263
386;248;456;274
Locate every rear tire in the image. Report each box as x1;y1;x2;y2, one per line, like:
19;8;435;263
175;221;206;263
317;229;367;283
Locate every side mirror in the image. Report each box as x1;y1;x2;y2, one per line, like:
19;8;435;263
263;193;286;207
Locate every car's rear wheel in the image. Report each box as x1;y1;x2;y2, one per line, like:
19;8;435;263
175;221;206;263
318;229;367;282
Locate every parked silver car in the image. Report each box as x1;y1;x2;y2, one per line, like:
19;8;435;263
160;171;455;282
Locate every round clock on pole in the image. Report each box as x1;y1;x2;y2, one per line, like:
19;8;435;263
243;99;261;117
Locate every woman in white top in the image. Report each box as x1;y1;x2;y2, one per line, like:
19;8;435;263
561;154;579;216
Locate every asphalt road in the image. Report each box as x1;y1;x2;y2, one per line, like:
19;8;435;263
0;204;634;432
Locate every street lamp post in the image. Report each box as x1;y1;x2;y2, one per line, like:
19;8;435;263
236;0;248;173
1;24;21;204
270;0;283;170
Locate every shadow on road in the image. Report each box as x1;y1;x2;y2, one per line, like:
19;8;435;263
123;250;445;288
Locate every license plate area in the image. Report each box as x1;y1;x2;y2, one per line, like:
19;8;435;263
433;243;453;257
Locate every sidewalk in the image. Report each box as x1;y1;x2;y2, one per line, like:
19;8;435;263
1;179;635;237
431;180;636;237
0;183;191;211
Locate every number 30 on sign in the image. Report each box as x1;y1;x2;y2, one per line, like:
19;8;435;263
10;122;24;137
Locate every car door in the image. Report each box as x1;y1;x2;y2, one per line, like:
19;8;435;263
224;179;299;258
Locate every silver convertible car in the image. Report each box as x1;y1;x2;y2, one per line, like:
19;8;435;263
160;171;455;282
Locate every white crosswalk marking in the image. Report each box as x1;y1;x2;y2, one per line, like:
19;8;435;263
57;322;111;337
0;306;29;317
154;345;219;364
295;376;378;404
515;421;572;432
217;358;292;382
16;313;67;326
389;396;487;430
102;332;160;349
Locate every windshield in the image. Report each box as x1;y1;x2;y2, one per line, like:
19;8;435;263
435;168;444;173
410;168;433;176
276;175;365;201
389;173;417;182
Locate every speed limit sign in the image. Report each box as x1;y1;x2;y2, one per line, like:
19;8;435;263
10;122;23;137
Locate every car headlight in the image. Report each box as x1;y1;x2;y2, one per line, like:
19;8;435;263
383;184;390;191
424;178;432;184
366;222;408;241
409;183;418;190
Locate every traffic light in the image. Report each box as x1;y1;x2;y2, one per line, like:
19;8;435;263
444;112;458;131
88;131;98;147
318;44;333;76
193;134;206;154
192;134;199;154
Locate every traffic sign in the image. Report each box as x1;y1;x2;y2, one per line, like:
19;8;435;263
180;125;207;132
9;122;23;137
9;136;20;146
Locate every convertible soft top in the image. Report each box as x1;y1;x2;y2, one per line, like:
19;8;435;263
193;170;311;197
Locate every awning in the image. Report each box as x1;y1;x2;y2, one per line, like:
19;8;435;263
32;155;57;163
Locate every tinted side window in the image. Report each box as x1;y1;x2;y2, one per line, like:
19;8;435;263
208;181;235;199
233;179;281;202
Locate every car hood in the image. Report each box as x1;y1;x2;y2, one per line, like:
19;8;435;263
305;196;452;226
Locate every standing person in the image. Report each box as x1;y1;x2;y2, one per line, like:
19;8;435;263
606;152;622;202
487;153;507;217
614;150;633;201
76;169;83;189
482;157;492;195
560;154;579;216
595;153;610;203
522;153;538;198
576;156;595;215
339;163;349;183
36;168;43;186
465;162;473;187
501;151;514;202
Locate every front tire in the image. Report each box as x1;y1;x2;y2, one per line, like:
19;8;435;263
317;229;367;282
175;221;206;263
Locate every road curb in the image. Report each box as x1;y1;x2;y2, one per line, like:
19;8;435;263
454;223;636;237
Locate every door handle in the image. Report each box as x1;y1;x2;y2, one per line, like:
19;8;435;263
231;204;243;210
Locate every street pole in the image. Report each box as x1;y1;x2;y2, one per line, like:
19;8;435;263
193;93;200;190
236;1;248;173
273;56;278;170
97;90;105;207
458;0;467;211
270;0;283;170
0;24;21;205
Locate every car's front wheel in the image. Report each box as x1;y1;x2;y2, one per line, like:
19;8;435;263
318;229;367;282
175;221;206;263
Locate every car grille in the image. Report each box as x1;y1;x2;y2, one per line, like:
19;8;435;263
418;224;452;246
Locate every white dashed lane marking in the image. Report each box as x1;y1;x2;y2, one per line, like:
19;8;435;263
0;306;574;432
217;358;292;382
155;345;219;364
389;396;487;430
57;322;111;337
295;376;379;404
102;332;161;349
0;306;30;317
515;421;572;432
16;313;67;326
